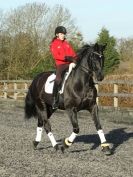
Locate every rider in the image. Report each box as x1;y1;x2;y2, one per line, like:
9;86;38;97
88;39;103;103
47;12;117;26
50;26;77;109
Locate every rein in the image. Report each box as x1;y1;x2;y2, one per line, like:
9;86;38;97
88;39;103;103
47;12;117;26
79;65;91;74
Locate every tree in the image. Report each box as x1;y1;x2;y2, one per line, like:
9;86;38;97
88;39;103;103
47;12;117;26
96;28;120;74
0;3;81;79
69;32;84;52
0;32;12;79
117;38;133;61
116;38;133;73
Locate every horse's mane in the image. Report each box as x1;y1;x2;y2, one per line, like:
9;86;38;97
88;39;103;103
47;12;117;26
76;44;91;63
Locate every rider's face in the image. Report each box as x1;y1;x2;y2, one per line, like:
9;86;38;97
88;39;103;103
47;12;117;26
57;33;65;40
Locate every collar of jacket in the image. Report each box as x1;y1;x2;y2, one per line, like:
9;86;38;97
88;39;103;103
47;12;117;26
54;38;66;43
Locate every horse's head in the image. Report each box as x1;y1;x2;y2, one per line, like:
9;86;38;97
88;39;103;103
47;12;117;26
77;43;106;81
88;43;106;81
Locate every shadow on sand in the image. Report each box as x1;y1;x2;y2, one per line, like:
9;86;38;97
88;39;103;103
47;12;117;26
73;128;133;154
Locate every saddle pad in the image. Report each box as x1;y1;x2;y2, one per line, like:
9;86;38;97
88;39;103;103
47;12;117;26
45;73;56;94
45;72;69;94
45;62;74;94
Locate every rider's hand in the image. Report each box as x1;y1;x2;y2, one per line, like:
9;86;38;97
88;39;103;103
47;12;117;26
70;62;76;68
64;56;74;62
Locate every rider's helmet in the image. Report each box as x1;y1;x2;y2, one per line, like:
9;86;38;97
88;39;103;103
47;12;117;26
55;26;67;35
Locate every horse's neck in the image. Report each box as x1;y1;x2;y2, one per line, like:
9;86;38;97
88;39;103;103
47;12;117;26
73;58;93;86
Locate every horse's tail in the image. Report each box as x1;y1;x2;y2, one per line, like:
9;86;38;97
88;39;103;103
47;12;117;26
24;89;37;119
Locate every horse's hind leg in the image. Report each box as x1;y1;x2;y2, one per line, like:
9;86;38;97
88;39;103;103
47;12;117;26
89;104;111;155
62;108;79;151
33;104;58;150
33;112;43;149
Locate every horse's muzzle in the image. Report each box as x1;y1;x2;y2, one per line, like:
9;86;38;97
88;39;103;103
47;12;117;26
96;71;104;81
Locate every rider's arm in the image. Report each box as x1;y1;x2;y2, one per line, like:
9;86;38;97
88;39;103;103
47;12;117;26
64;41;77;63
64;56;77;63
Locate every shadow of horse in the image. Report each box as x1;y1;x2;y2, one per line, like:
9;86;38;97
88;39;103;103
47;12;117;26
73;128;133;154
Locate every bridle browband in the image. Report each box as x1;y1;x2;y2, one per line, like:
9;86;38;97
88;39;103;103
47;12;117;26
93;51;103;58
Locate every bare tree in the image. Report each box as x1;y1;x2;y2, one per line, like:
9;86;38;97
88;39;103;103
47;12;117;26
117;38;133;73
0;2;80;79
117;38;133;61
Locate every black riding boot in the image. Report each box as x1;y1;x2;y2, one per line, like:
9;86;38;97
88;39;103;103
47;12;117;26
52;82;59;109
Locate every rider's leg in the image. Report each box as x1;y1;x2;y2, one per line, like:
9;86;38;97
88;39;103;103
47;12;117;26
52;64;69;109
52;80;60;109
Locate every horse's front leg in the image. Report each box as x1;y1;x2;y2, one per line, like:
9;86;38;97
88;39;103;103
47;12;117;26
62;107;79;152
89;104;112;155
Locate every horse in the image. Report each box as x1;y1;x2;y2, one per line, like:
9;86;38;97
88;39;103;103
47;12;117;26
24;43;111;155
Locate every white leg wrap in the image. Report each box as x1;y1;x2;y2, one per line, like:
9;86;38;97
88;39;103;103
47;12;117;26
48;132;57;147
97;129;106;143
35;127;43;142
68;132;78;143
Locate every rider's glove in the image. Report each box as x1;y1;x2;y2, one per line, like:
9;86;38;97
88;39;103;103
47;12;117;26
70;62;76;68
64;56;74;62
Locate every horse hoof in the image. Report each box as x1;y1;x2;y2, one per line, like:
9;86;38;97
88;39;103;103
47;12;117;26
62;138;71;149
54;144;59;151
101;143;112;156
33;141;39;150
60;146;65;153
60;138;73;153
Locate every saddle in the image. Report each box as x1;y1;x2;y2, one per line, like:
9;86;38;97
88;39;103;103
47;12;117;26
45;63;75;94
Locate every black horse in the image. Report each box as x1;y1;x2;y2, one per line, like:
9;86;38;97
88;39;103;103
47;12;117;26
25;43;111;155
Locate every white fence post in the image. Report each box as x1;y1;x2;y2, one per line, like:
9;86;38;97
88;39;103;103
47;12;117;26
14;82;17;100
114;83;118;108
3;82;8;99
24;82;28;97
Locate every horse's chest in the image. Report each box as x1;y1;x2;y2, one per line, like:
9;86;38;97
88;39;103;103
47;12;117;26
80;88;96;107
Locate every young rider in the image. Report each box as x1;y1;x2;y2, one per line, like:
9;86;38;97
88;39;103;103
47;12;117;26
50;26;77;109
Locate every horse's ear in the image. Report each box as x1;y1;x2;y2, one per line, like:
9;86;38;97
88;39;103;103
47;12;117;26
94;43;99;51
102;43;107;51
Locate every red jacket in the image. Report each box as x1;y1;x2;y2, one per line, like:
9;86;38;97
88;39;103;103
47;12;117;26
50;38;76;66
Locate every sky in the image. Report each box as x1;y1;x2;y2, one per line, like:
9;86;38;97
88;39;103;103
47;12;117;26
0;0;133;42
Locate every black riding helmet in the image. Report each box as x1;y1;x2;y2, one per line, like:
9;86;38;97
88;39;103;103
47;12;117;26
55;26;67;35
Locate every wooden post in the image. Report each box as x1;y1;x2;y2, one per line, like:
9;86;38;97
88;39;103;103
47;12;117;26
24;82;28;96
14;82;17;100
3;82;7;99
95;84;99;105
114;83;118;108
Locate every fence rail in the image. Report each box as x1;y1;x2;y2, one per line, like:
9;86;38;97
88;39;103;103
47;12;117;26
0;80;30;100
0;80;133;108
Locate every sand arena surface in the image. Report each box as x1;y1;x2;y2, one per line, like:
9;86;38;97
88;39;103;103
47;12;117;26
0;106;133;177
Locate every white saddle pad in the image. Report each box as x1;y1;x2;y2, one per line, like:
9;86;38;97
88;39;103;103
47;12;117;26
45;63;75;94
45;72;69;94
45;73;56;94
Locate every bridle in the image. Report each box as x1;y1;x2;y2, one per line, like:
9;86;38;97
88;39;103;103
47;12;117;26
78;51;103;74
93;51;103;58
